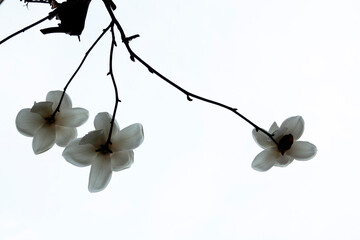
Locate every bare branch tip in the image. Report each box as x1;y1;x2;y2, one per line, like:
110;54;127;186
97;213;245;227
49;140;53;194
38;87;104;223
126;34;140;42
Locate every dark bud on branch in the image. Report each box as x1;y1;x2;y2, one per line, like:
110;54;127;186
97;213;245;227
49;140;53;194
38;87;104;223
130;55;135;62
40;0;91;36
187;95;193;101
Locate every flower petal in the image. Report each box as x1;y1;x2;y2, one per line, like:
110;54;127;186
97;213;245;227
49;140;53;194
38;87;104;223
88;153;112;193
280;116;304;140
56;108;89;127
272;127;288;142
269;122;279;133
286;141;317;161
274;155;294;167
30;102;53;118
111;150;134;171
32;123;56;154
251;148;278;172
112;123;144;152
274;158;294;167
46;91;72;110
252;129;275;149
94;112;119;137
62;139;95;167
79;130;105;148
16;108;45;137
55;126;77;147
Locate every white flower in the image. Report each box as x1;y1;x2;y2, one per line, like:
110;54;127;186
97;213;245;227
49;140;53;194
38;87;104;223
251;116;317;172
16;91;89;154
62;112;144;193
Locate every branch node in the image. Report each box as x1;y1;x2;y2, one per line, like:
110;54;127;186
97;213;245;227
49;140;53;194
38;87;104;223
148;67;154;73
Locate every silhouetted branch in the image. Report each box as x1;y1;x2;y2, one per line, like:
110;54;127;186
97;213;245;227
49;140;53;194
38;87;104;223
0;9;58;45
101;0;278;146
51;22;112;118
21;0;51;3
105;22;121;146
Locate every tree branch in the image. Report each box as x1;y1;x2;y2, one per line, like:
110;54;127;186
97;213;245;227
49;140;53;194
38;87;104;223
101;0;279;146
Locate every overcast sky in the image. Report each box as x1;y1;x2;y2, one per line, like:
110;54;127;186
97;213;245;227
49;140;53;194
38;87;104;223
1;0;360;239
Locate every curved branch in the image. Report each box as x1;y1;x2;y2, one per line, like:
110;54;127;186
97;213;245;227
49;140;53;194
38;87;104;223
101;0;278;146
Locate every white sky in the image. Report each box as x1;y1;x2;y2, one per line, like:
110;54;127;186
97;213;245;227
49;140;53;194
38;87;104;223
1;0;360;239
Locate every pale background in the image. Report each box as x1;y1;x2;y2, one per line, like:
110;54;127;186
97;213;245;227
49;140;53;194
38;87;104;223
1;0;359;239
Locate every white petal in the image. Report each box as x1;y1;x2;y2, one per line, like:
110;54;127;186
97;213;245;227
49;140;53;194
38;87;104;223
269;122;279;133
274;155;294;167
272;127;288;142
112;123;144;151
30;102;53;118
252;128;275;149
79;130;105;148
111;150;134;171
94;112;119;138
62;139;95;167
280;116;304;140
16;108;44;137
56;108;89;127
274;158;294;167
46;91;72;110
32;123;56;154
286;141;317;161
88;154;112;193
55;126;77;147
251;148;278;172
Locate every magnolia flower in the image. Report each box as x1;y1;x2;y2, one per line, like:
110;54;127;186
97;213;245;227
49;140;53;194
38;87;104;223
62;112;144;193
251;116;317;172
16;91;89;154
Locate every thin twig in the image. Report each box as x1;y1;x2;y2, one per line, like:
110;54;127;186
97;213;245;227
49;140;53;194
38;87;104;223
51;22;113;118
105;22;121;145
101;0;278;146
0;8;60;45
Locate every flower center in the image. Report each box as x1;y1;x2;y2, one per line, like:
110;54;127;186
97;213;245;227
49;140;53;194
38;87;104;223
278;134;293;155
45;116;56;124
96;144;113;154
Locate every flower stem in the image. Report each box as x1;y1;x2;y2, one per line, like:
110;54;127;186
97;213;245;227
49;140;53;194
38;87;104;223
105;22;120;146
50;23;112;119
101;1;279;146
